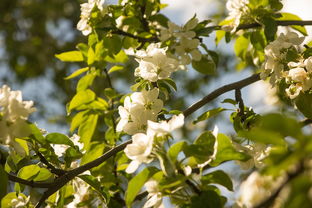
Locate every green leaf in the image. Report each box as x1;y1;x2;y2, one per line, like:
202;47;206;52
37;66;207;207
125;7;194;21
167;141;187;164
108;65;124;74
104;50;128;63
0;165;8;201
277;13;307;36
260;113;302;138
221;98;237;105
184;131;216;164
211;134;250;166
190;190;222;208
201;170;233;191
192;56;216;75
68;89;96;113
17;164;41;180
295;93;312;120
87;47;95;65
55;51;84;62
262;17;277;42
29;123;47;145
78;113;98;150
239;128;286;145
76;73;97;92
70;111;87;132
81;142;105;165
193;107;227;124
234;34;249;58
46;133;74;146
34;168;53;182
125;167;159;207
65;67;89;80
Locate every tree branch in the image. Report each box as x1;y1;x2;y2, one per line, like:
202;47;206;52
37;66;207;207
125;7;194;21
36;152;67;176
35;140;132;208
183;73;260;117
7;173;53;188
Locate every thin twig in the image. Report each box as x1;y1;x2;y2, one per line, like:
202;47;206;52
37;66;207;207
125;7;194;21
183;73;260;117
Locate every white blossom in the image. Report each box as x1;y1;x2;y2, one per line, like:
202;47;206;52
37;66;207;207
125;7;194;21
174;37;201;65
11;195;30;208
77;0;105;36
134;44;180;82
237;172;285;208
124;132;154;173
261;32;305;88
116;88;163;135
0;85;36;155
143;180;164;208
234;143;271;169
147;114;184;137
226;0;249;32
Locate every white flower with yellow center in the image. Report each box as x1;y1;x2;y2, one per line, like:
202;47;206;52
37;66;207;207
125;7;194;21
116;88;163;135
134;44;179;82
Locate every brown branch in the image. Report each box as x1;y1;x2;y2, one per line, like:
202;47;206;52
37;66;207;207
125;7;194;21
33;73;261;207
235;89;245;118
36;152;67;176
8;173;53;188
35;140;132;208
183;73;260;118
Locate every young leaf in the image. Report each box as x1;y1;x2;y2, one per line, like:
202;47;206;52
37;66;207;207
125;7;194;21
68;89;96;113
125;167;159;207
65;67;89;80
192;56;216;75
55;51;84;62
46;133;74;146
17;164;41;180
193;107;227;124
78;113;98;150
211;134;250;166
167;141;187;164
201;170;233;191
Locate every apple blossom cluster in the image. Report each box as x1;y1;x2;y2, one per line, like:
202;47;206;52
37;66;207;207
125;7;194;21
124;114;184;174
0;85;36;155
260;32;312;99
225;0;249;32
237;172;285;208
77;0;105;36
116;88;163;135
133;43;181;82
159;18;202;65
